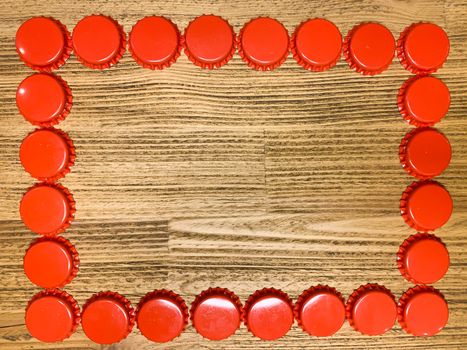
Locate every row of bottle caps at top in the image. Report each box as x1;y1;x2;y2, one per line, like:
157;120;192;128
16;15;449;74
26;284;448;344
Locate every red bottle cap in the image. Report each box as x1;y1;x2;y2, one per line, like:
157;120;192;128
398;76;450;127
82;291;135;344
129;16;181;70
25;289;80;342
398;286;448;336
238;17;290;71
24;236;79;288
20;183;75;236
20;128;75;182
346;284;396;335
397;233;449;284
295;285;345;337
291;18;342;71
399;127;451;179
183;15;236;69
397;22;449;75
16;17;71;71
136;289;188;343
72;15;126;69
16;73;72;127
400;180;453;231
343;22;395;75
244;288;294;340
190;287;243;340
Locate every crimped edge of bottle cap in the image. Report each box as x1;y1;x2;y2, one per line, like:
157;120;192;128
400;179;446;232
18;73;73;127
21;127;76;182
243;287;294;334
397;233;447;284
294;284;345;334
21;182;76;236
82;291;136;335
73;14;126;70
129;16;181;70
343;22;393;76
345;283;396;334
24;235;80;288
17;16;72;72
190;287;243;336
397;285;447;335
136;289;188;341
26;288;81;340
397;75;448;127
290;18;341;72
237;17;290;71
181;14;237;69
399;127;450;179
397;22;444;75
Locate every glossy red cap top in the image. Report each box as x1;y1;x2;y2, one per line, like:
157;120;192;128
20;183;75;236
136;290;188;343
72;15;126;69
191;287;242;340
82;291;135;344
16;17;71;71
343;22;395;75
397;233;449;284
398;76;450;127
183;15;236;69
399;127;451;179
244;288;294;340
346;284;397;335
129;16;181;70
295;285;345;337
398;286;448;336
238;17;290;71
25;289;80;342
400;181;453;231
398;23;449;74
20;128;75;181
16;73;72;127
24;236;79;288
292;18;342;71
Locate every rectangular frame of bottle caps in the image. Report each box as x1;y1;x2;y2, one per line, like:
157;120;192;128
16;13;453;345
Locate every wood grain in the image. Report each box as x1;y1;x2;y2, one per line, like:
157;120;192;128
0;0;466;349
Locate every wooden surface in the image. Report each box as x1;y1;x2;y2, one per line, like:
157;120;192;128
0;0;466;349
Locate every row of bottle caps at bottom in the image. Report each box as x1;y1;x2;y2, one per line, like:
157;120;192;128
26;284;448;344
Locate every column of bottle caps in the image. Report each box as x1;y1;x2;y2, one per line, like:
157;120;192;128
16;15;451;344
